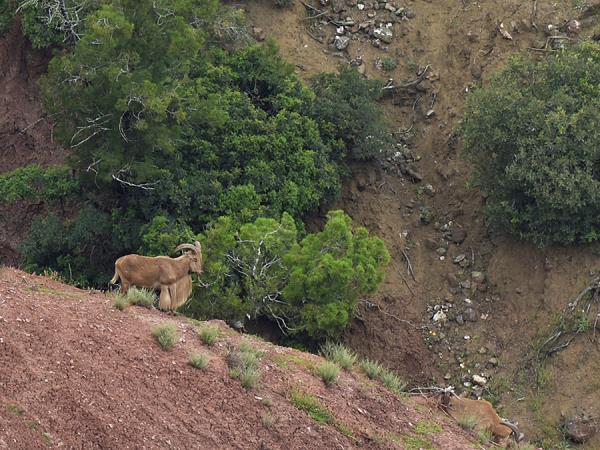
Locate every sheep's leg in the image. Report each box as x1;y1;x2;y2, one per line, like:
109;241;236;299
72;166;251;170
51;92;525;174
121;281;130;295
159;285;171;311
167;284;178;312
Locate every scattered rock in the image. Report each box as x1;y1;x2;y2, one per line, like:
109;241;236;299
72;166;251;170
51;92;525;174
433;311;447;323
373;27;393;43
564;19;581;36
478;346;487;355
459;280;471;290
404;9;415;19
455;314;464;325
436;247;447;256
334;35;350;50
453;254;466;264
331;0;346;13
423;183;435;196
444;372;452;380
498;22;513;40
466;31;479;43
487;357;498;367
562;411;597;444
472;374;487;386
458;259;470;269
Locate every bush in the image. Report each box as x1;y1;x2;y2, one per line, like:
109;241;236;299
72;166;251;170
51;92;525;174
189;352;210;370
127;288;156;308
316;361;340;386
152;323;178;351
320;342;356;370
199;326;220;346
379;368;406;394
461;43;600;245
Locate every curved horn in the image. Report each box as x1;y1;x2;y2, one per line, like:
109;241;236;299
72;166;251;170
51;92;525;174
194;241;202;251
175;243;197;253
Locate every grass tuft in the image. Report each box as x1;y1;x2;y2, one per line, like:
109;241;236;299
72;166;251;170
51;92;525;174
261;413;275;429
127;287;156;308
360;358;383;379
199;326;220;346
152;323;178;351
316;361;340;386
320;342;356;370
456;414;478;431
227;342;263;390
189;352;210;370
113;294;128;311
379;368;406;394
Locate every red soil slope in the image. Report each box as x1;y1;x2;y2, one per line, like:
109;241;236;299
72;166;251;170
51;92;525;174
0;267;475;449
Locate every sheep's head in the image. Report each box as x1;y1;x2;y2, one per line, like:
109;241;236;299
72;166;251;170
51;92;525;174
175;241;203;274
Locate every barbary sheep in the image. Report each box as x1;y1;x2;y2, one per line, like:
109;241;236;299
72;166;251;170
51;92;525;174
440;392;524;444
110;241;203;311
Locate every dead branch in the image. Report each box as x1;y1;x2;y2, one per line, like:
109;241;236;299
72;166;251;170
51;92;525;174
401;248;416;282
359;299;427;330
531;0;538;30
112;166;160;190
381;65;431;92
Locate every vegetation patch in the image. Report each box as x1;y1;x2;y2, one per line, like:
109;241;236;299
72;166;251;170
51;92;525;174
414;419;442;435
360;358;383;379
261;413;275;429
227;342;263;390
315;361;340;386
6;403;24;416
272;353;316;371
379;368;406;395
152;323;178;351
198;326;220;346
289;388;331;423
113;294;128;311
188;352;210;370
320;342;356;370
127;288;157;308
456;414;478;431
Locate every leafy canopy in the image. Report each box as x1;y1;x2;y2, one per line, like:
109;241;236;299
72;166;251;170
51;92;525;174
461;43;600;245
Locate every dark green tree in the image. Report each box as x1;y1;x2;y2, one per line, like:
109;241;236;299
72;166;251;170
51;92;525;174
461;43;600;245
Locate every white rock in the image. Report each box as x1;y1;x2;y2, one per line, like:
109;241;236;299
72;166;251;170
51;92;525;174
433;311;447;323
472;375;487;386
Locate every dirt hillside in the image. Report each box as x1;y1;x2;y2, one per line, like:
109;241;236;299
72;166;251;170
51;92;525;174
0;267;478;449
244;0;600;447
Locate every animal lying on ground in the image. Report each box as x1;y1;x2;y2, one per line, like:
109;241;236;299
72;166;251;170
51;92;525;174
440;392;524;444
110;241;202;311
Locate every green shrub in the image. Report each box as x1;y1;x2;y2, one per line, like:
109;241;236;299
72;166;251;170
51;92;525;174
113;294;128;311
199;326;220;346
152;323;178;351
261;413;275;428
461;43;600;245
360;358;383;379
316;361;340;386
127;287;156;308
456;414;478;431
289;388;331;423
189;352;210;370
320;342;356;370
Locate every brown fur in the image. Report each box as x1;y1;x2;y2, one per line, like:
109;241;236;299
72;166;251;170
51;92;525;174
111;242;202;311
441;394;523;444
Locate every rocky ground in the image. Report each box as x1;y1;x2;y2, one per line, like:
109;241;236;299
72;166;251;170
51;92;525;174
0;267;478;449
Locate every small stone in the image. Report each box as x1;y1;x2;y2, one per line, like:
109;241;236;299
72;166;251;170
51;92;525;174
466;31;479;43
384;3;395;12
357;3;365;9
433;311;447;323
460;280;471;290
478;346;487;355
373;27;393;43
336;26;345;35
444;373;452;380
464;335;471;340
252;27;266;41
455;314;464;325
426;109;435;118
404;9;415;18
473;375;487;386
436;247;447;256
488;357;498;366
423;183;435;196
334;35;350;50
453;254;466;264
464;298;472;305
458;259;470;269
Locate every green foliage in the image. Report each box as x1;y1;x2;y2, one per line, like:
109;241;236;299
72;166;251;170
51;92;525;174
310;66;392;160
0;0;16;35
320;342;356;370
0;165;78;204
414;420;442;435
283;210;390;341
189;352;210;369
190;210;389;343
198;326;220;346
316;361;340;386
261;413;275;428
152;323;178;351
461;43;600;245
289;388;331;423
139;215;196;256
456;414;478;431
